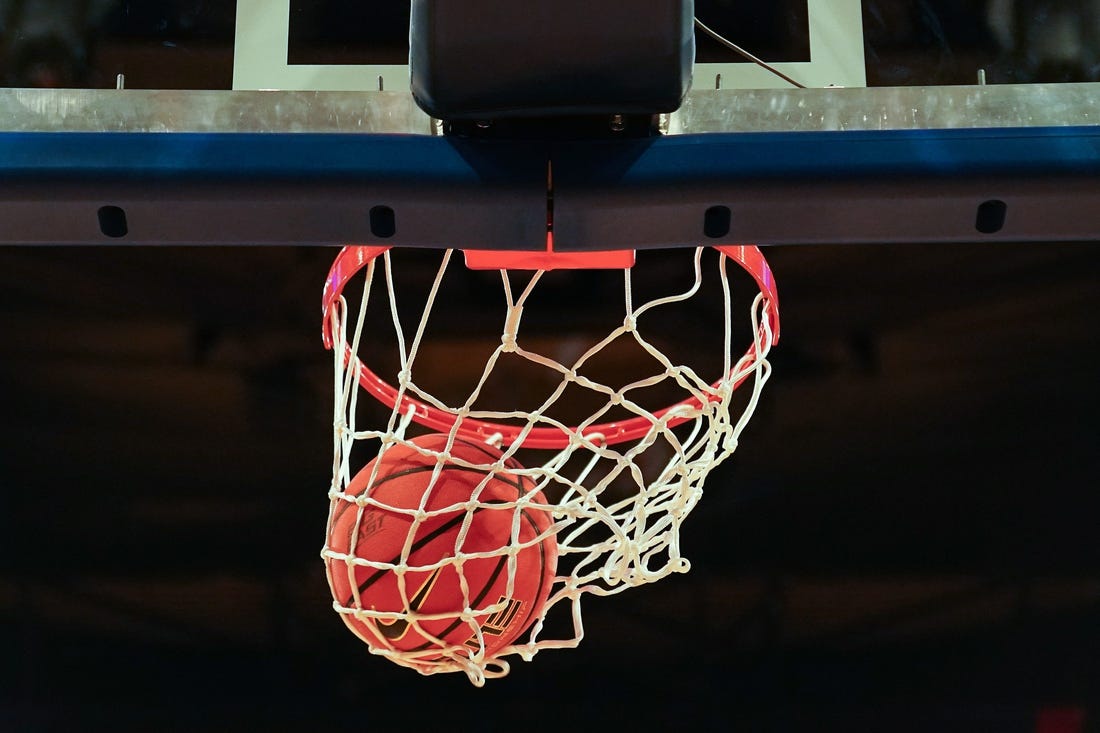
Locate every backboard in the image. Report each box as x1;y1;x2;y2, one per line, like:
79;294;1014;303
4;1;1095;93
232;0;867;92
4;1;1099;93
0;2;1096;251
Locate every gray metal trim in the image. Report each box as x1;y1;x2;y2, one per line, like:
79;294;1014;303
0;89;435;134
672;83;1100;133
1;84;1098;135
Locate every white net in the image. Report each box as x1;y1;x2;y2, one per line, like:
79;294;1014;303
322;246;776;686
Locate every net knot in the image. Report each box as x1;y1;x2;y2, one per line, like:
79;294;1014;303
501;304;524;353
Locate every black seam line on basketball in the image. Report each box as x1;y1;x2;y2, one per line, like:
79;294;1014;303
331;465;427;528
408;508;544;653
529;506;548;633
336;438;538;649
331;434;525;526
349;512;463;601
332;463;527;528
346;499;513;602
408;553;510;653
451;436;503;461
375;566;444;641
448;436;527;475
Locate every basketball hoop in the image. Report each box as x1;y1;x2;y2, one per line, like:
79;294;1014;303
323;244;777;448
321;244;779;685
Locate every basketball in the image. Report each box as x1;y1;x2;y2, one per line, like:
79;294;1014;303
326;433;557;662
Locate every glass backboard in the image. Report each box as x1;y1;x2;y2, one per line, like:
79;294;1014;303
1;1;1098;92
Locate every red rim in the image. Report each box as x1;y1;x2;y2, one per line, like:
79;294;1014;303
323;246;780;449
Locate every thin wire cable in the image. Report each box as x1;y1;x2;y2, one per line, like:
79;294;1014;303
694;17;808;89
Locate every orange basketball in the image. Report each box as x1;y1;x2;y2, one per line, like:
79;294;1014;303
326;433;557;662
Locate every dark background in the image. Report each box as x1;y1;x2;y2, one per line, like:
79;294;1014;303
2;2;1100;731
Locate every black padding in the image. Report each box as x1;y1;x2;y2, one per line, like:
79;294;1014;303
410;0;695;120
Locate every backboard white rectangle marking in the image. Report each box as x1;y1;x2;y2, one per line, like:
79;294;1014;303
233;0;865;92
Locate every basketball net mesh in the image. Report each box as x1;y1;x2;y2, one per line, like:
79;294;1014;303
323;247;775;686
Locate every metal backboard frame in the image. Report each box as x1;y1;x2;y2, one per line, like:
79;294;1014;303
0;84;1097;249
